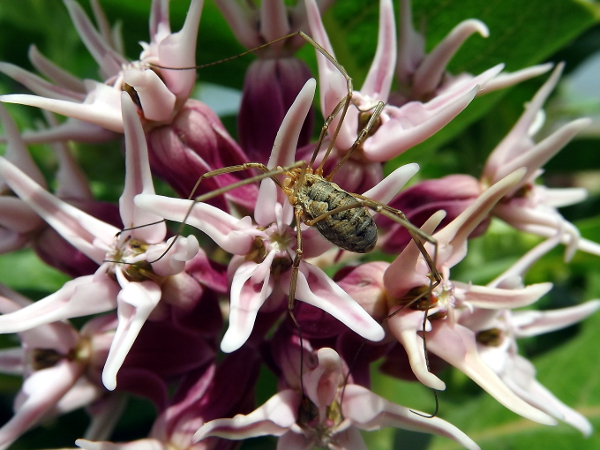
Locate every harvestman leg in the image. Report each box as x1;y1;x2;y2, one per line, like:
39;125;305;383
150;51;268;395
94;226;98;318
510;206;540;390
138;161;304;263
149;30;442;411
149;30;355;176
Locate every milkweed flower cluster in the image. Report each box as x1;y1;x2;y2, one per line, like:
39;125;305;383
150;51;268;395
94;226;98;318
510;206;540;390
0;0;597;449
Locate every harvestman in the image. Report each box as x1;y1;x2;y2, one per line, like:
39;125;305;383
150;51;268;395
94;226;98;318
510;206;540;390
132;32;443;405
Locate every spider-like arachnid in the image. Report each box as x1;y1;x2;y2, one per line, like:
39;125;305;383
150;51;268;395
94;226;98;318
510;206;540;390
135;32;442;360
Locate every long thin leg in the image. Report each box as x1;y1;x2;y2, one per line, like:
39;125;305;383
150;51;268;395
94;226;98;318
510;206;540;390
303;194;441;418
361;200;441;419
148;31;355;179
123;161;305;264
290;205;306;396
327;101;385;181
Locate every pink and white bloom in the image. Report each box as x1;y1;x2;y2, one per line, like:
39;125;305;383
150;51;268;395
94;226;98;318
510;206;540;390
0;94;200;391
76;346;260;450
379;170;558;425
302;0;494;194
0;0;256;212
0;285;111;450
136;79;396;353
464;235;599;436
382;64;599;258
482;63;598;259
300;0;551;197
392;0;552;103
194;346;481;450
0;0;203;142
0;104;120;276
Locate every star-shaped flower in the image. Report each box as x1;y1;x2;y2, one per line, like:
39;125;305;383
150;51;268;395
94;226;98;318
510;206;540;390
0;94;200;390
0;0;204;141
194;346;481;450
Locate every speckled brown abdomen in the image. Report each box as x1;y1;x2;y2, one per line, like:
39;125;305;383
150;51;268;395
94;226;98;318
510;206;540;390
297;176;377;253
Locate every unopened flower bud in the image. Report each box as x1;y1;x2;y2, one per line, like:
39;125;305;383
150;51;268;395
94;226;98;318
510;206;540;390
146;99;257;212
239;58;314;163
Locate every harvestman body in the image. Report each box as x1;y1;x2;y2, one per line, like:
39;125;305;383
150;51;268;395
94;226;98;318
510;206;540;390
293;173;378;253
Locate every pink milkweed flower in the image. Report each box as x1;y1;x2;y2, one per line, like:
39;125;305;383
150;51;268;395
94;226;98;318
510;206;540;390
0;286;220;450
214;0;335;163
482;63;598;260
0;94;200;391
0;286;111;450
303;0;542;188
464;235;600;436
382;169;558;425
306;0;549;191
381;64;599;258
0;0;204;141
0;0;256;212
136;79;396;353
194;344;481;450
392;0;552;104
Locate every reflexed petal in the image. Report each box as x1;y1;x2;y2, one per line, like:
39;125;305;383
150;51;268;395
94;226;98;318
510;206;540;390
220;255;276;353
362;163;419;205
427;321;556;425
0;348;24;375
102;278;162;391
304;0;351;147
504;355;592;437
0;197;44;233
384;210;445;298
483;64;564;183
213;1;260;49
0;103;46;187
513;300;600;338
255;78;316;226
0;156;119;262
290;263;385;342
343;384;480;450
0;275;119;334
480;63;553;94
364;85;478;161
0;361;82;449
28;44;86;92
193;390;300;441
80;391;127;441
413;19;488;99
1;80;124;133
134;194;257;255
456;281;553;309
388;309;445;390
435;169;525;268
120;93;166;243
1;118;118;145
360;0;396;100
76;438;165;450
0;62;85;102
63;0;126;78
